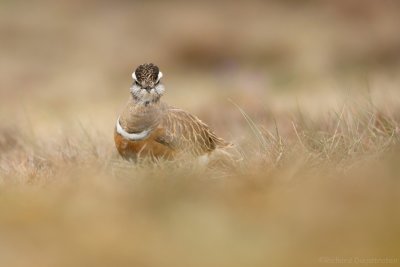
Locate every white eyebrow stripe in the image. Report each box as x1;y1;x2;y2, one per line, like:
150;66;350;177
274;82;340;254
156;71;163;82
116;118;150;141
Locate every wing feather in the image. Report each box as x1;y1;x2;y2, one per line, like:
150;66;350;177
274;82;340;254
156;108;229;155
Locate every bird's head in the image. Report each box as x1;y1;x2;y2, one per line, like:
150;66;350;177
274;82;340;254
130;63;165;104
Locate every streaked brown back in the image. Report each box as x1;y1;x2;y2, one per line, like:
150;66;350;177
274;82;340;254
156;108;230;156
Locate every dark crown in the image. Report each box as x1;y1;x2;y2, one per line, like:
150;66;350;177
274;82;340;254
135;63;159;83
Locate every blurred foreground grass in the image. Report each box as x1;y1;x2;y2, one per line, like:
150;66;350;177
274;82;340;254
0;99;399;267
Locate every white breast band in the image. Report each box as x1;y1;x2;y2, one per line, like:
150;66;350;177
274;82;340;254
116;118;150;141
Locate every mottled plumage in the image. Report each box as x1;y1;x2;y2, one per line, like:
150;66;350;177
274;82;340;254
114;63;229;160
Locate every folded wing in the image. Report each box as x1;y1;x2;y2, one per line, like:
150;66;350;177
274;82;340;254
156;108;229;155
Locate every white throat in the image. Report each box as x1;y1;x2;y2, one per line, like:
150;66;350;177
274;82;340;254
116;117;151;141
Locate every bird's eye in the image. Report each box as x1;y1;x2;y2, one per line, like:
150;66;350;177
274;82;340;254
155;80;160;86
135;81;141;86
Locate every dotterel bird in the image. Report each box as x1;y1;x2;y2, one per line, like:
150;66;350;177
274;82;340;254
114;63;230;160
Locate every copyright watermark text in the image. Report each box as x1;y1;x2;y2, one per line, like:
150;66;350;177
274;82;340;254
319;257;398;264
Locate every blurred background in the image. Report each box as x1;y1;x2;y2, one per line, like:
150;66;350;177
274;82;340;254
1;0;400;140
1;1;400;267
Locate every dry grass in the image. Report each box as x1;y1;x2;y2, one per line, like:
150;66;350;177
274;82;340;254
0;98;399;267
